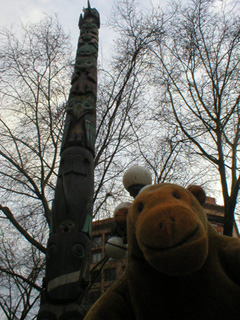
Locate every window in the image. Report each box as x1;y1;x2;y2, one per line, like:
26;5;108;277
92;251;102;263
104;268;116;282
104;286;111;292
92;235;102;248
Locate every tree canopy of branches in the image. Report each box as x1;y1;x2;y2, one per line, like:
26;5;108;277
0;16;72;319
153;0;240;236
113;0;240;236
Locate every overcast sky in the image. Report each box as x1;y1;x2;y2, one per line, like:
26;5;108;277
0;0;233;61
0;0;165;62
0;1;110;54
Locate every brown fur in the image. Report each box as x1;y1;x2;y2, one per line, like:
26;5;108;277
85;184;240;319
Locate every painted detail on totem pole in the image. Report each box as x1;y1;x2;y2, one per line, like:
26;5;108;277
37;3;100;319
61;1;100;155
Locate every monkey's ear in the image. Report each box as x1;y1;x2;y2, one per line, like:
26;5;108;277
187;185;206;206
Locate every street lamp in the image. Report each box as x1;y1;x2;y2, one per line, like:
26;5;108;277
105;202;131;259
123;165;152;198
105;166;152;259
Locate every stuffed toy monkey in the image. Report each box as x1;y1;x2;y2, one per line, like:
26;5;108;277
85;184;240;320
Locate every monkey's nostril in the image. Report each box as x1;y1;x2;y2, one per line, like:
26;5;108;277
159;222;163;229
170;217;175;222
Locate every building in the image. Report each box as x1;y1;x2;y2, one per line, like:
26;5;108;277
88;196;239;305
88;218;127;305
204;196;239;237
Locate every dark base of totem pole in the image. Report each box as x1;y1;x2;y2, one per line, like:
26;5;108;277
37;302;85;320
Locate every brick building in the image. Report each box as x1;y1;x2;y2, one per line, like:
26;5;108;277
88;197;239;305
88;217;127;305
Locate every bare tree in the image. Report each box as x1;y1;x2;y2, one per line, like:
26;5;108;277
0;16;72;319
113;0;240;235
149;0;240;235
0;226;43;319
93;48;151;218
109;0;215;187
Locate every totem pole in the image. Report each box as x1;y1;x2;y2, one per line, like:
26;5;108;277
37;2;100;319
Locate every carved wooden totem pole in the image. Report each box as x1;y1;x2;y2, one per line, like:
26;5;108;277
37;2;100;319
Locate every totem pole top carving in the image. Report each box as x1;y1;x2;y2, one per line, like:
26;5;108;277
79;1;100;28
61;1;100;155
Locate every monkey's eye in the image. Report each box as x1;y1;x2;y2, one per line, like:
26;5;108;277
137;202;144;212
173;191;181;199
